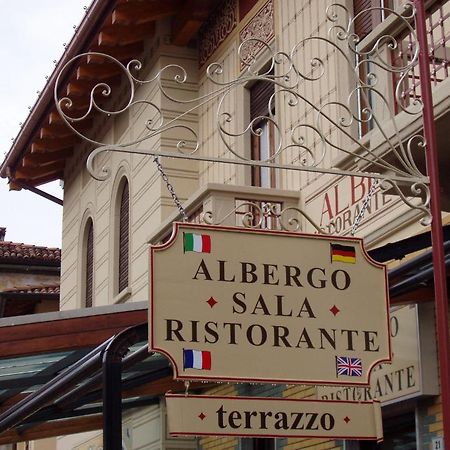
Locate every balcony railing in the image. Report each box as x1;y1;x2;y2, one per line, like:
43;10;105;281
391;0;449;110
149;184;301;245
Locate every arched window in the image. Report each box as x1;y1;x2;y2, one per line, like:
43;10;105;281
85;218;94;308
118;180;129;293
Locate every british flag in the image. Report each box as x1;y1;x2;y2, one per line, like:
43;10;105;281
336;356;363;377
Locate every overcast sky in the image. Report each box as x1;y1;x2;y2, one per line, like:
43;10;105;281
0;1;88;248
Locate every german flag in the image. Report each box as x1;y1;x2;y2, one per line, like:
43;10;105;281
330;243;356;264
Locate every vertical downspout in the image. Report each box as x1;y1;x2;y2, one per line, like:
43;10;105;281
102;323;147;450
413;1;450;448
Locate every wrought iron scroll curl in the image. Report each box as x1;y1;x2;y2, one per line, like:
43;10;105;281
55;0;431;228
202;202;327;234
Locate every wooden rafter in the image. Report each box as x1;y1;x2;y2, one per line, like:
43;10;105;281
87;42;144;63
23;148;73;168
31;135;79;153
0;416;104;445
9;172;65;189
77;62;123;81
14;160;65;182
112;0;182;25
0;309;147;358
172;0;216;46
98;22;155;47
66;76;121;99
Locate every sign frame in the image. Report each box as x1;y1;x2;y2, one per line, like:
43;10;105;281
149;222;391;386
165;393;383;442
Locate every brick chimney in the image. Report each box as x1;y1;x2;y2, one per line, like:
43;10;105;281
0;227;5;241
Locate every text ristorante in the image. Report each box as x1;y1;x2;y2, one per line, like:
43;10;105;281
166;318;380;352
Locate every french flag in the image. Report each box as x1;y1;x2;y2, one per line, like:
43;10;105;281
183;349;211;370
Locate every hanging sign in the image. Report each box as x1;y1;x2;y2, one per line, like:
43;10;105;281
317;304;439;404
165;393;383;442
149;223;391;385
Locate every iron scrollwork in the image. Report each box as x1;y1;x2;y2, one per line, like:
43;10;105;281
55;1;431;229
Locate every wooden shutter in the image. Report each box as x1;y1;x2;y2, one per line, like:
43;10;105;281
250;78;276;188
85;220;93;308
118;180;129;293
250;78;275;120
353;0;384;40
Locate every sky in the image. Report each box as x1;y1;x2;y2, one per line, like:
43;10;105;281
0;1;89;248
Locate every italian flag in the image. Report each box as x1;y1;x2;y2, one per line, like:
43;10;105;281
183;233;211;253
183;349;212;370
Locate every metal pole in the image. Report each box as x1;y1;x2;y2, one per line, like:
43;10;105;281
413;1;450;447
102;354;122;450
102;323;147;450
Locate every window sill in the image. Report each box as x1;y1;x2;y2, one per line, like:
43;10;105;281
114;287;132;304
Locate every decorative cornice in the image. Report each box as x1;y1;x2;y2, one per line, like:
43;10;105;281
198;0;237;67
239;0;274;69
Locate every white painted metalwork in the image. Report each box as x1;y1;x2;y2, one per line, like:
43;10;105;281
54;1;431;228
202;201;327;233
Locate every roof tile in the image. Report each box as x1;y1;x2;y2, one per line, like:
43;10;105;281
1;284;60;295
0;241;61;265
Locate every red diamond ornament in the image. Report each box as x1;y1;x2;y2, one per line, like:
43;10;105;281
344;416;350;424
198;412;206;421
330;305;340;316
207;297;218;308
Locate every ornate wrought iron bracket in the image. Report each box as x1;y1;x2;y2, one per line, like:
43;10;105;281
55;1;431;229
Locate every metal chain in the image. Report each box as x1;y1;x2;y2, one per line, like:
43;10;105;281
351;179;380;235
152;156;188;221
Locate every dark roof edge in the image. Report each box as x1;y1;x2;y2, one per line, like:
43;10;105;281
0;0;115;179
368;224;450;263
0;301;148;327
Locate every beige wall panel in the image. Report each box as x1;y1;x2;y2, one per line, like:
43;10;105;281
56;430;100;450
131;405;161;450
59;34;202;310
198;41;239;186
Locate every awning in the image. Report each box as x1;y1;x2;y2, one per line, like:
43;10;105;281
0;303;194;445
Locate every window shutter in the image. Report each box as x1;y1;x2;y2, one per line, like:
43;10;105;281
353;0;385;40
118;181;129;293
250;78;275;120
85;220;93;308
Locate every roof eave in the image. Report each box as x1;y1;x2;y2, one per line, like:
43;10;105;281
0;0;115;181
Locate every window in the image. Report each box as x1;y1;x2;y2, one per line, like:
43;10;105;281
241;438;275;450
353;1;392;40
118;179;129;293
84;219;94;308
250;76;276;188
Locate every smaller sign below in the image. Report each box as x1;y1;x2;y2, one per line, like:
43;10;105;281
166;393;383;442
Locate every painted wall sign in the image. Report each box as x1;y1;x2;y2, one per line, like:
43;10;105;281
149;223;391;385
306;176;392;235
165;393;383;442
318;304;439;404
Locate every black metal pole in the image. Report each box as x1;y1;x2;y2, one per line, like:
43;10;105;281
101;323;147;450
103;355;123;449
